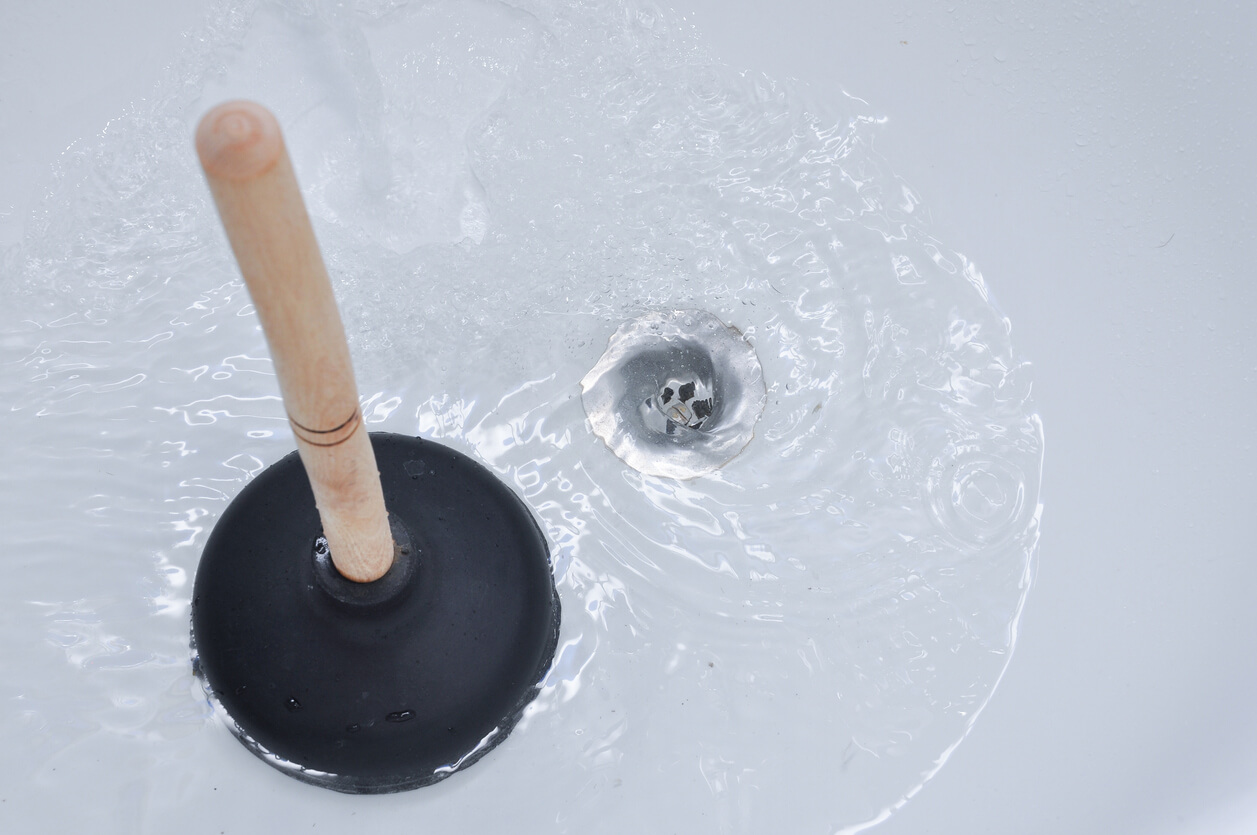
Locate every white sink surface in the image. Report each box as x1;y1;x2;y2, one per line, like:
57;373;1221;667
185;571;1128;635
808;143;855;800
2;2;1254;833
664;3;1257;833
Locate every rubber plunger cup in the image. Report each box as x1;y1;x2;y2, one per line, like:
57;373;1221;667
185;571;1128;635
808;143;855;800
190;101;560;793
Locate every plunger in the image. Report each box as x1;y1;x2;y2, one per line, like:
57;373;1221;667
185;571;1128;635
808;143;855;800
189;101;560;793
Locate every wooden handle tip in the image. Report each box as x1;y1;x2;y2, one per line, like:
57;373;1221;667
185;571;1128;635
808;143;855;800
196;100;284;182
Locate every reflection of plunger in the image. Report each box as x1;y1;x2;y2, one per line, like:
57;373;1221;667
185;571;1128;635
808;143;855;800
189;101;560;793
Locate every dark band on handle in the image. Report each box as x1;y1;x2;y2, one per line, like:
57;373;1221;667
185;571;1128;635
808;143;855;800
289;407;362;448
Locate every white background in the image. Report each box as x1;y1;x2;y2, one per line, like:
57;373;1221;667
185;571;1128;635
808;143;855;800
3;2;1255;833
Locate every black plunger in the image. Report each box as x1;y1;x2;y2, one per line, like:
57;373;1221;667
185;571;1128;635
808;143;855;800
189;101;560;793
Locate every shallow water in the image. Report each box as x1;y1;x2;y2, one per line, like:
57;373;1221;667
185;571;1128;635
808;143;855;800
0;0;1042;832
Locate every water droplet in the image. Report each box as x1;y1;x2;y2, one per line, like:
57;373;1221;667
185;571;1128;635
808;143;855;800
346;723;361;733
386;710;415;723
285;698;302;712
928;452;1032;548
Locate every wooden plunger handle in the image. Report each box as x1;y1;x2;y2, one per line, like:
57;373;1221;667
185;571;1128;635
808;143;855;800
196;100;393;583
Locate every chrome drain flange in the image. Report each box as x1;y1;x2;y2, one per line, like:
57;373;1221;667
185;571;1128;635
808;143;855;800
580;310;765;479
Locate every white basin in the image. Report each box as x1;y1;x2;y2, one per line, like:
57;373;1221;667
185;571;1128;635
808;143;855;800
2;2;1253;833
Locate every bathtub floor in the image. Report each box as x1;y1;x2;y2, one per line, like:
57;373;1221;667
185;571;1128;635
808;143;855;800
3;1;1255;834
669;1;1257;833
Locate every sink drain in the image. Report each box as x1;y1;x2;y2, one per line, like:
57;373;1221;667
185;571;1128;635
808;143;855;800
581;310;765;479
648;374;714;433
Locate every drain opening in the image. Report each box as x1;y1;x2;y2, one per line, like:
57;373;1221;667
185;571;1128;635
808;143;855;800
581;310;765;479
651;376;714;433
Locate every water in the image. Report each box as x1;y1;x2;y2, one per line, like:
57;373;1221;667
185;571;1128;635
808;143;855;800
0;0;1043;832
